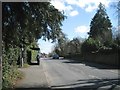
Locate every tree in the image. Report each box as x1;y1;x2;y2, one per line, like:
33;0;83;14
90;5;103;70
116;1;120;45
88;3;112;44
2;2;66;65
53;32;69;56
111;1;120;46
66;38;82;55
2;2;66;50
2;2;66;88
52;37;84;57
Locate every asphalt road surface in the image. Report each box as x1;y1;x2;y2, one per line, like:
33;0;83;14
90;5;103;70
41;58;120;90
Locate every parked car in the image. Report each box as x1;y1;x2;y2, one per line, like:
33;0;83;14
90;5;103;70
52;54;59;59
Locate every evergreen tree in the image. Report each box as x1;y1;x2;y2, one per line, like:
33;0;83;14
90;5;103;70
88;3;112;44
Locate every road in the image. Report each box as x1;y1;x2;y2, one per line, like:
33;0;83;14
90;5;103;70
15;64;49;90
41;58;120;90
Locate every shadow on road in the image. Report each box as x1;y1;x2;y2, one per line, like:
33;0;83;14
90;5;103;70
30;62;39;65
62;60;119;69
3;87;51;90
51;78;120;90
4;79;120;90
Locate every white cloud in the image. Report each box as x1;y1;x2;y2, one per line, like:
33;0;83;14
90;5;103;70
51;0;113;13
85;4;97;12
75;25;89;33
50;0;74;16
50;0;66;11
50;0;73;12
70;10;79;16
76;0;112;12
65;0;78;5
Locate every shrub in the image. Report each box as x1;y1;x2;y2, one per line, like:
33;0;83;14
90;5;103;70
98;42;120;54
81;38;102;53
2;47;23;89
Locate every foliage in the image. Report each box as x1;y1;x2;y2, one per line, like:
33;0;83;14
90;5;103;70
31;50;38;61
2;47;23;89
114;36;120;46
2;2;66;50
26;41;39;62
52;33;69;56
88;3;112;44
69;38;83;54
82;3;119;54
98;42;120;54
111;1;120;46
81;38;102;53
52;37;84;57
2;2;66;88
81;37;120;55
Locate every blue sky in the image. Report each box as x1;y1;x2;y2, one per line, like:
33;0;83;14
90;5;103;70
38;0;118;54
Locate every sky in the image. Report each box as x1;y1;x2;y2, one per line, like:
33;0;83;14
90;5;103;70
38;0;118;54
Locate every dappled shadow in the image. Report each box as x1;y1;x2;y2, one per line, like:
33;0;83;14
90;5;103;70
51;78;120;90
62;60;82;64
83;61;120;69
4;78;120;90
62;59;120;69
43;58;59;61
41;57;64;61
30;62;39;65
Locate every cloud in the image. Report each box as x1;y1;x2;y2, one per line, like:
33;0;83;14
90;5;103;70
51;0;113;13
70;10;79;16
50;0;73;12
85;4;97;12
50;0;66;11
75;25;89;33
75;0;112;12
50;0;76;16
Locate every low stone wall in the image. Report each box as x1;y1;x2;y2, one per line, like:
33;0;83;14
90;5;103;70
83;53;119;66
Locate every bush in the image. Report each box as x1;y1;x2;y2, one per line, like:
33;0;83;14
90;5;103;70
81;38;102;53
2;47;23;89
81;38;119;54
98;42;120;54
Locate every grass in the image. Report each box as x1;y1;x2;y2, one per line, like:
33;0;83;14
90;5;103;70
12;70;24;89
23;63;30;68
